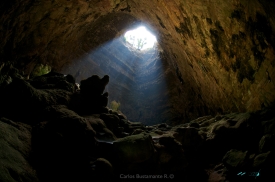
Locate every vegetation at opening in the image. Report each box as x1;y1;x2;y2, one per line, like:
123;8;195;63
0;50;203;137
124;26;157;50
125;34;148;50
31;63;51;78
110;100;121;111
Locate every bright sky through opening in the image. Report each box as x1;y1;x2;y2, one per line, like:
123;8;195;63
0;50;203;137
124;26;157;50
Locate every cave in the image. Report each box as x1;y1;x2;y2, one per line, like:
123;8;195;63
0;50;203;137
0;0;275;181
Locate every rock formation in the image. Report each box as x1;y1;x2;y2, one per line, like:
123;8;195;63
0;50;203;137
1;0;274;125
1;0;275;181
0;66;275;181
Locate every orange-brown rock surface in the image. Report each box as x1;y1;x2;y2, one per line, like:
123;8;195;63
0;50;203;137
1;0;275;125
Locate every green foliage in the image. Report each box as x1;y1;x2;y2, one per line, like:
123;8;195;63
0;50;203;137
137;37;147;50
125;34;148;50
31;63;51;78
110;100;120;111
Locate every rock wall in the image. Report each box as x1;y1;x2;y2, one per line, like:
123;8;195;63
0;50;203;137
1;67;275;181
0;0;275;125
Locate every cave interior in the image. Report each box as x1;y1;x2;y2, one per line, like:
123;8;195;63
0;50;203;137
0;0;275;181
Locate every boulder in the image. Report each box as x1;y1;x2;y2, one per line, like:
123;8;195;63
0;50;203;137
117;113;127;120
207;163;226;182
206;112;260;153
85;115;117;142
189;122;200;128
80;75;109;96
211;113;251;139
252;151;271;169
113;133;155;164
157;123;171;130
100;113;120;132
0;78;71;123
70;75;110;115
90;158;113;181
158;135;183;153
252;151;275;181
173;127;202;150
31;105;97;181
0;118;39;182
154;129;164;135
259;134;275;153
70;92;109;115
131;129;145;135
42;105;95;135
154;143;173;164
261;118;275;135
124;121;145;133
30;72;76;93
0;63;24;89
222;149;249;170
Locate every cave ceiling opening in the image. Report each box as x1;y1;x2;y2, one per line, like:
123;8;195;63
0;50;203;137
61;17;169;125
0;0;275;126
124;25;157;51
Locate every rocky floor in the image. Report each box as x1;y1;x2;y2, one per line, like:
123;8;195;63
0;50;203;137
0;63;275;182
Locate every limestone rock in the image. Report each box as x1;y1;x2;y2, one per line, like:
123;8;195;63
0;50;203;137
100;113;120;132
30;71;76;93
0;63;24;88
189;122;200;128
261;118;275;135
80;75;109;96
158;135;183;154
222;149;249;170
259;134;275;153
31;105;97;181
173;127;202;150
42;105;96;135
0;78;71;123
207;163;226;182
90;158;113;181
117;113;127;120
154;143;173;164
113;133;155;163
157;123;171;129
118;119;129;127
85;115;117;142
70;75;109;115
252;151;271;169
0;118;39;182
1;0;275;125
124;121;145;134
131;128;144;135
206;112;260;152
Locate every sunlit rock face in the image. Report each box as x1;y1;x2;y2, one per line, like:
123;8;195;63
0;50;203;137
1;0;275;125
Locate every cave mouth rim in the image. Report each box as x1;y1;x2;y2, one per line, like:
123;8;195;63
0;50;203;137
124;25;157;52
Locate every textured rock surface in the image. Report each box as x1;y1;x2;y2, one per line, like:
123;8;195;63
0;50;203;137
1;0;275;125
0;0;275;181
222;149;249;170
113;133;155;163
1;67;275;181
0;118;39;182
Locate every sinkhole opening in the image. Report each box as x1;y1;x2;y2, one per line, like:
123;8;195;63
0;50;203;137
124;26;157;51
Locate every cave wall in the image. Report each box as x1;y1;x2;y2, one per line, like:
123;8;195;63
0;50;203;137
1;0;275;125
